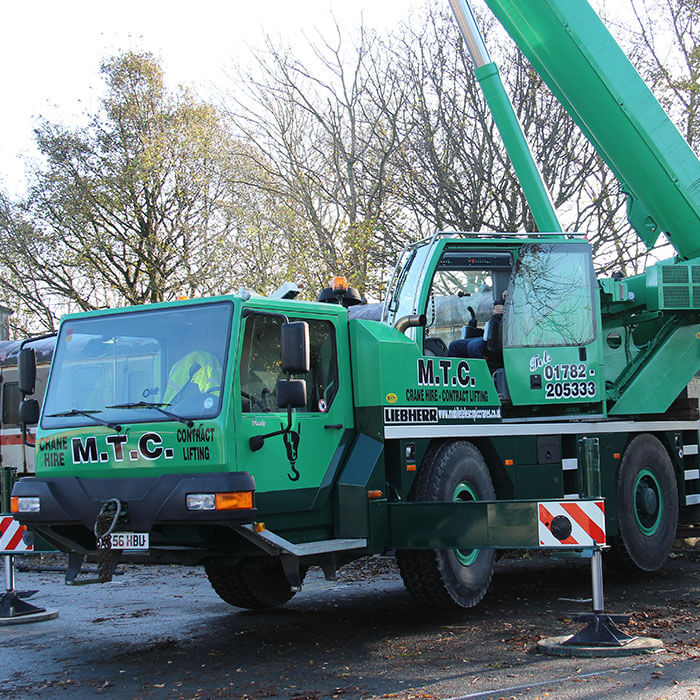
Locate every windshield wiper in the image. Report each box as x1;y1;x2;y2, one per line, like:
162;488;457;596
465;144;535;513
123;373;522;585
46;409;122;433
106;401;194;427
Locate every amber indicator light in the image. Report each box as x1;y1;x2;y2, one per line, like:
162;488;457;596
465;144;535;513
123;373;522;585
215;492;253;510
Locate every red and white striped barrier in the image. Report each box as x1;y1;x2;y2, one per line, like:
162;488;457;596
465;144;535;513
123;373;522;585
0;515;33;553
538;500;606;547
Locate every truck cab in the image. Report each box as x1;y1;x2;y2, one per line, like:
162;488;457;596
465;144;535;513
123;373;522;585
12;295;360;565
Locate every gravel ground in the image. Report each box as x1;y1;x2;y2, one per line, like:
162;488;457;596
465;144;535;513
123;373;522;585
0;547;698;700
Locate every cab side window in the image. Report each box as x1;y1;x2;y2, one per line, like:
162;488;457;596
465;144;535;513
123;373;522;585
240;314;338;413
426;267;498;348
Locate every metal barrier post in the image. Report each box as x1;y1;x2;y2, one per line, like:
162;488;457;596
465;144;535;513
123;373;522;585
579;437;601;499
4;554;14;592
556;439;634;647
591;547;604;614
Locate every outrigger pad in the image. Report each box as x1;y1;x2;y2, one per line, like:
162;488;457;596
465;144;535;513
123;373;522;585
563;612;635;647
0;590;46;618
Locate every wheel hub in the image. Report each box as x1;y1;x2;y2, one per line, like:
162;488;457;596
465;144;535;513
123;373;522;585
633;468;663;535
638;484;658;516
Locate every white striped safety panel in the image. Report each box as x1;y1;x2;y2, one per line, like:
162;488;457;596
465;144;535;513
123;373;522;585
538;500;606;547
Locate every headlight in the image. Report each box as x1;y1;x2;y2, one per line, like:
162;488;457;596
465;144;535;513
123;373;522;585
186;494;216;511
11;496;41;513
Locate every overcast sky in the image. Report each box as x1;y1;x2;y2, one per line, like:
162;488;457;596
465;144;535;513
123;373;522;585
0;0;632;198
0;0;423;196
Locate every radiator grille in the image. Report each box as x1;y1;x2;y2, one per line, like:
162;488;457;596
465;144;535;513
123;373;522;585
662;266;689;284
662;285;691;308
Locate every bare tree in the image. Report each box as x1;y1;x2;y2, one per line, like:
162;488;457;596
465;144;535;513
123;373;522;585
385;6;643;273
226;22;408;297
385;9;506;235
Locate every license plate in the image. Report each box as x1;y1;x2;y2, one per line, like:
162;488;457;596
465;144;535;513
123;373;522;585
108;532;149;550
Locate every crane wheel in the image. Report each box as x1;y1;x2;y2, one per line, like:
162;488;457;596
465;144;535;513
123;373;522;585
204;557;297;609
397;440;496;609
608;433;678;572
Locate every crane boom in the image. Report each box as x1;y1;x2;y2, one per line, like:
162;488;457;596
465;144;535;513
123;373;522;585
482;0;700;260
447;0;561;233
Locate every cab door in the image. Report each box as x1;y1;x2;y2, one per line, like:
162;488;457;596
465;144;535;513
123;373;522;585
235;307;353;507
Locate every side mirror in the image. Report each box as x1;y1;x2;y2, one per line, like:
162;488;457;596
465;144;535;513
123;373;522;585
250;379;307;452
19;399;40;426
18;348;37;396
277;379;307;409
281;322;310;375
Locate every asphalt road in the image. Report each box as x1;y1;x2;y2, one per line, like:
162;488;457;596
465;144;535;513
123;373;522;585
1;551;698;699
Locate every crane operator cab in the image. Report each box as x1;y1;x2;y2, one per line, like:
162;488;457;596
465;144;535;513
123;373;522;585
383;234;604;416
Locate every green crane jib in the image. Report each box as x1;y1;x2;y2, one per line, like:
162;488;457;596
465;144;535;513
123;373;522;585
481;0;700;260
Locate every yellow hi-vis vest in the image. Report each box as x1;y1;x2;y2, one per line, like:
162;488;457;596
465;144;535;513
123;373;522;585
164;351;222;404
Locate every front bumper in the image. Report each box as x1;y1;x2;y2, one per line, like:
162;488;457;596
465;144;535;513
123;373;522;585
11;471;256;535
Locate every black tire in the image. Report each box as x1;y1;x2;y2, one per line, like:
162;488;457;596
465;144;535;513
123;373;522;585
397;440;496;609
609;434;678;572
204;558;296;609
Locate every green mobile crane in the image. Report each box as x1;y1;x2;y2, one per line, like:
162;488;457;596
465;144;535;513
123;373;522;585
11;0;700;610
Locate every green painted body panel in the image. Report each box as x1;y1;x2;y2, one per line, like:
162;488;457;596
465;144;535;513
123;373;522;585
503;345;603;408
483;0;700;258
335;432;385;539
389;500;543;549
350;319;500;410
226;297;358;542
36;421;226;479
609;323;700;416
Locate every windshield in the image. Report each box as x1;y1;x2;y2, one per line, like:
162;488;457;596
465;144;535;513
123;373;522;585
41;301;233;429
